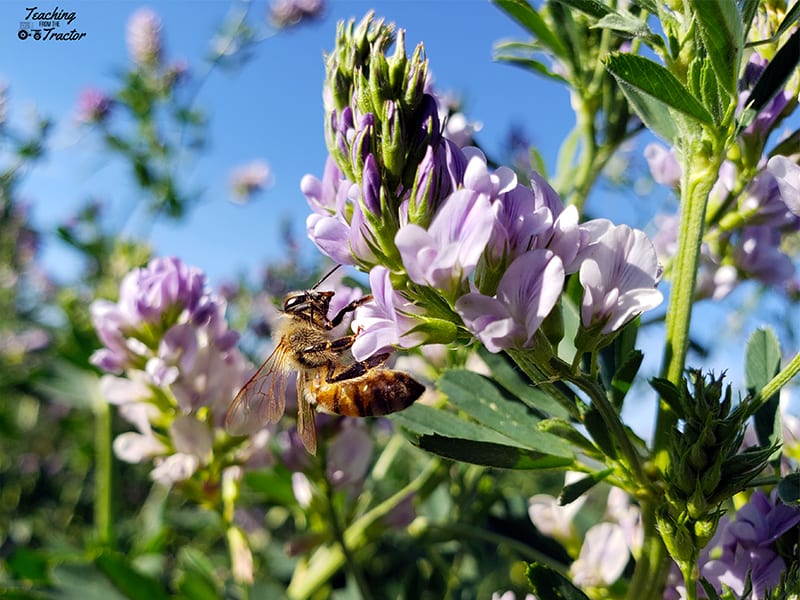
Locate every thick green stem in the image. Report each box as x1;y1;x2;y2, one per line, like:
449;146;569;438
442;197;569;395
654;145;724;466
94;398;114;547
626;504;671;600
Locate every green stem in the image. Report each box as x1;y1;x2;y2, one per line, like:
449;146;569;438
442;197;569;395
626;504;671;600
94;398;114;547
654;145;724;466
287;458;446;599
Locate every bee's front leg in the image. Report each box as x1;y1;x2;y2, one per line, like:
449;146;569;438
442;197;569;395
329;294;374;328
325;352;390;383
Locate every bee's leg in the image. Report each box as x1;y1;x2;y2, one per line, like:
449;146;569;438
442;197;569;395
325;352;390;383
329;294;374;328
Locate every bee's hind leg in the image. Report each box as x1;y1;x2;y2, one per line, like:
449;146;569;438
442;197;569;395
325;352;390;383
329;295;374;327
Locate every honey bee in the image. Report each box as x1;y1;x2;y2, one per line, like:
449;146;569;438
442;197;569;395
225;271;425;454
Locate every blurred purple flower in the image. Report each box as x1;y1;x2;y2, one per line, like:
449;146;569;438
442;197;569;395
455;250;564;353
570;522;630;588
733;226;794;286
76;88;112;123
644;143;681;187
737;167;800;229
126;8;162;65
396;186;494;296
350;266;425;361
739;53;792;140
702;491;800;599
577;220;663;334
326;421;373;492
269;0;325;28
229;160;273;203
767;155;800;216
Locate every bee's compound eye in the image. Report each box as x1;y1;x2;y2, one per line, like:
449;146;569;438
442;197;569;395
283;293;307;311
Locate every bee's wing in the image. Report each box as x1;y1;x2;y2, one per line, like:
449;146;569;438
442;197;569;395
225;344;290;436
296;371;318;455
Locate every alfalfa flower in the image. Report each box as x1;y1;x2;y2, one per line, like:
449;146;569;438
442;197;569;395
576;220;663;337
455;250;564;353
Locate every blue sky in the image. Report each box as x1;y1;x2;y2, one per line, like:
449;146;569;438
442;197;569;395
1;0;577;286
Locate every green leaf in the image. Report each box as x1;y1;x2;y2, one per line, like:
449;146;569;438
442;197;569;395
632;0;657;11
493;0;568;58
494;53;569;84
6;549;50;585
417;434;574;470
610;350;644;409
526;562;591;600
739;29;800;132
740;0;761;42
745;328;781;448
774;0;800;40
392;403;529;447
605;53;715;128
592;11;662;46
583;407;617;459
650;377;684;418
688;0;743;96
438;369;574;456
95;552;170;600
539;418;599;455
479;348;571;418
551;0;612;19
768;128;800;158
176;547;220;600
559;469;612;505
777;472;800;504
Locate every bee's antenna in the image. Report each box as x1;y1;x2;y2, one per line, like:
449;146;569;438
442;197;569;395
312;264;342;289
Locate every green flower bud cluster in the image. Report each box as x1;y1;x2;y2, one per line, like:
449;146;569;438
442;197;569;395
323;12;434;207
651;370;778;571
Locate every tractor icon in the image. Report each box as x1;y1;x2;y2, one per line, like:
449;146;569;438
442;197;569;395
18;23;41;40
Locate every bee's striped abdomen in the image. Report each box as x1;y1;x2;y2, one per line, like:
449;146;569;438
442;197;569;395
312;370;424;417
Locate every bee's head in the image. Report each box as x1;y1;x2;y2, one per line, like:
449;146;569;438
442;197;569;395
282;289;335;322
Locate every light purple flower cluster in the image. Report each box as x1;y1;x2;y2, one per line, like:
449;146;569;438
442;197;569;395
76;87;113;123
666;491;800;599
306;13;663;362
269;0;325;29
91;257;247;485
126;8;163;66
229;159;273;203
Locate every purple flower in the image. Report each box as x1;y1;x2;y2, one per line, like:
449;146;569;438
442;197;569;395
269;0;325;28
737;167;800;229
577;220;663;334
410;138;468;219
76;88;113;123
229;160;273;203
126;8;162;66
733;226;794;286
326;421;373;493
395;187;494;297
767;155;800;217
455;250;564;353
350;266;425;361
302;157;378;266
702;491;800;599
645;143;681;187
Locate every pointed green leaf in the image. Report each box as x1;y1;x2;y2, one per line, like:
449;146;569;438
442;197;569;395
611;350;644;408
688;0;743;95
551;0;613;19
438;369;574;456
583;407;617;459
494;53;569;84
739;29;800;131
526;562;592;600
592;11;663;47
769;128;800;158
479;348;571;418
774;0;800;41
605;53;715;128
745;328;781;393
493;0;568;58
632;0;657;11
391;403;526;447
559;469;612;505
417;434;574;469
745;328;782;452
740;0;761;42
777;472;800;504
